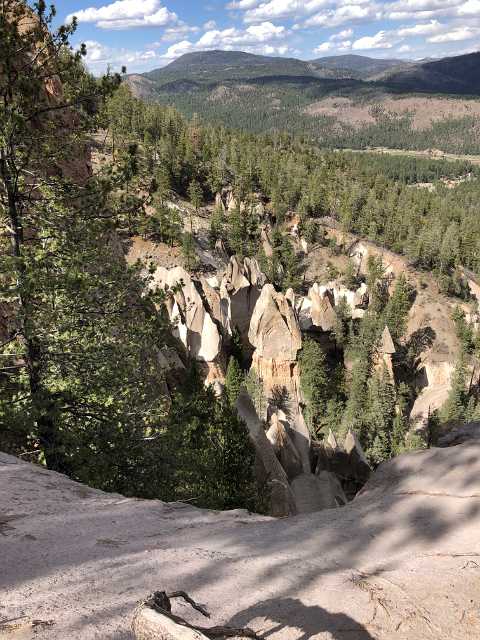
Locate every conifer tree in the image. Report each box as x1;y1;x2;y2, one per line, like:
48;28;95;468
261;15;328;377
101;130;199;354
383;273;413;343
299;338;329;436
225;357;243;406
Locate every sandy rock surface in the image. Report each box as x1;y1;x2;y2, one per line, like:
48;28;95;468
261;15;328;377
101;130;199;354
2;444;480;640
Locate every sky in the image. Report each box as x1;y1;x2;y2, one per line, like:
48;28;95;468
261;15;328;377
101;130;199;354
54;0;480;75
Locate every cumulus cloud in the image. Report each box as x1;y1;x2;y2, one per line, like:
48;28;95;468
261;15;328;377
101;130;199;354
457;0;480;14
82;39;165;73
152;24;200;43
314;41;332;52
164;21;290;59
352;30;394;49
396;19;443;35
303;4;382;29
428;26;480;42
243;0;329;23
68;0;178;29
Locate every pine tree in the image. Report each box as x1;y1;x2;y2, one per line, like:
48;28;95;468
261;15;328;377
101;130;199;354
187;179;202;233
364;369;396;465
383;273;413;342
181;232;198;271
0;4;171;478
225;357;244;406
441;352;469;423
299;338;329;436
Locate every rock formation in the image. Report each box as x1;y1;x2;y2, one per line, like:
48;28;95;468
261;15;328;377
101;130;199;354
220;256;266;344
153;266;222;364
296;281;367;331
374;325;396;378
236;392;297;517
248;284;303;423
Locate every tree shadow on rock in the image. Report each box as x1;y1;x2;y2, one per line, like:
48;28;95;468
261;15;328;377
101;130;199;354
228;597;374;640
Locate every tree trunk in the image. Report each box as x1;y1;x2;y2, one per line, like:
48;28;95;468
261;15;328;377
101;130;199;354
1;147;66;473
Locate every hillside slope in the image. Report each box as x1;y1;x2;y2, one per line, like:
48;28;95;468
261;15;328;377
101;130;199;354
312;54;408;79
2;438;480;639
127;50;480;153
385;52;480;94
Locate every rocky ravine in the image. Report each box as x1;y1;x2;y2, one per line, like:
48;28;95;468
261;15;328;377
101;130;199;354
2;431;480;640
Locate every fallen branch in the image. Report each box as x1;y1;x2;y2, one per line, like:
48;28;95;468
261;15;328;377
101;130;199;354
132;591;261;640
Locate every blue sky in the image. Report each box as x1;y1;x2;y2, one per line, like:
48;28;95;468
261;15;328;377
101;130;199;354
55;0;480;74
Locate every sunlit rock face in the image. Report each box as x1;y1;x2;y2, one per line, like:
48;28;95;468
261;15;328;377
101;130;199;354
220;256;266;345
151;266;222;364
3;439;480;640
248;284;303;414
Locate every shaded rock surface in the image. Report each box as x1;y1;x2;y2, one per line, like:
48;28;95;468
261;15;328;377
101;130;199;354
2;439;480;639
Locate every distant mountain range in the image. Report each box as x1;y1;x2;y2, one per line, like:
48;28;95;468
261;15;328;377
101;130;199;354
125;49;480;154
133;50;480;95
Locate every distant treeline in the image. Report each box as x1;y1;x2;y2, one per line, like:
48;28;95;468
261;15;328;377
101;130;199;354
154;83;480;156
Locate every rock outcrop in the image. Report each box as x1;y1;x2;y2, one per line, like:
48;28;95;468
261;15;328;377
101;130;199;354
153;266;222;364
295;281;367;331
220;256;266;344
236;392;297;517
3;438;480;640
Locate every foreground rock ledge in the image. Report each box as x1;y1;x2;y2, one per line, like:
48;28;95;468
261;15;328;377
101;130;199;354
1;443;480;639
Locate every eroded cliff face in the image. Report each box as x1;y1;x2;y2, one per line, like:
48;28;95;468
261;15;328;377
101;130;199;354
130;211;480;517
2;436;480;640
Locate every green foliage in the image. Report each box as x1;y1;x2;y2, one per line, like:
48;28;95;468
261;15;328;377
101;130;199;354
244;368;267;419
188;179;203;211
225;357;243;407
299;338;329;436
260;227;304;292
166;371;257;510
209;205;226;248
343;260;358;289
440;352;469;423
383;273;414;343
181;232;198;271
0;3;257;514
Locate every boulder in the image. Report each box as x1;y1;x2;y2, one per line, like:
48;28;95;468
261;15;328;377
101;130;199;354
308;284;336;332
291;471;346;513
4;442;480;640
260;226;273;257
437;421;480;447
214;192;226;212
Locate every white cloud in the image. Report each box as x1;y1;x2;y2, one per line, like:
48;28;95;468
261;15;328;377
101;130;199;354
458;0;480;14
164;21;290;59
82;39;166;73
227;0;262;8
396;19;443;36
243;0;329;23
203;20;217;30
331;27;354;40
68;0;178;29
150;24;200;43
314;41;332;52
352;30;394;49
304;4;382;29
397;44;412;52
428;26;480;42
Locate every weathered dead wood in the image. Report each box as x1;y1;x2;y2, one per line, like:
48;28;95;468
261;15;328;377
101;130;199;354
132;591;261;640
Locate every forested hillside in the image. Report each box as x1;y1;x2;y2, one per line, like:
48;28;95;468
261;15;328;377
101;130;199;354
128;50;480;154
